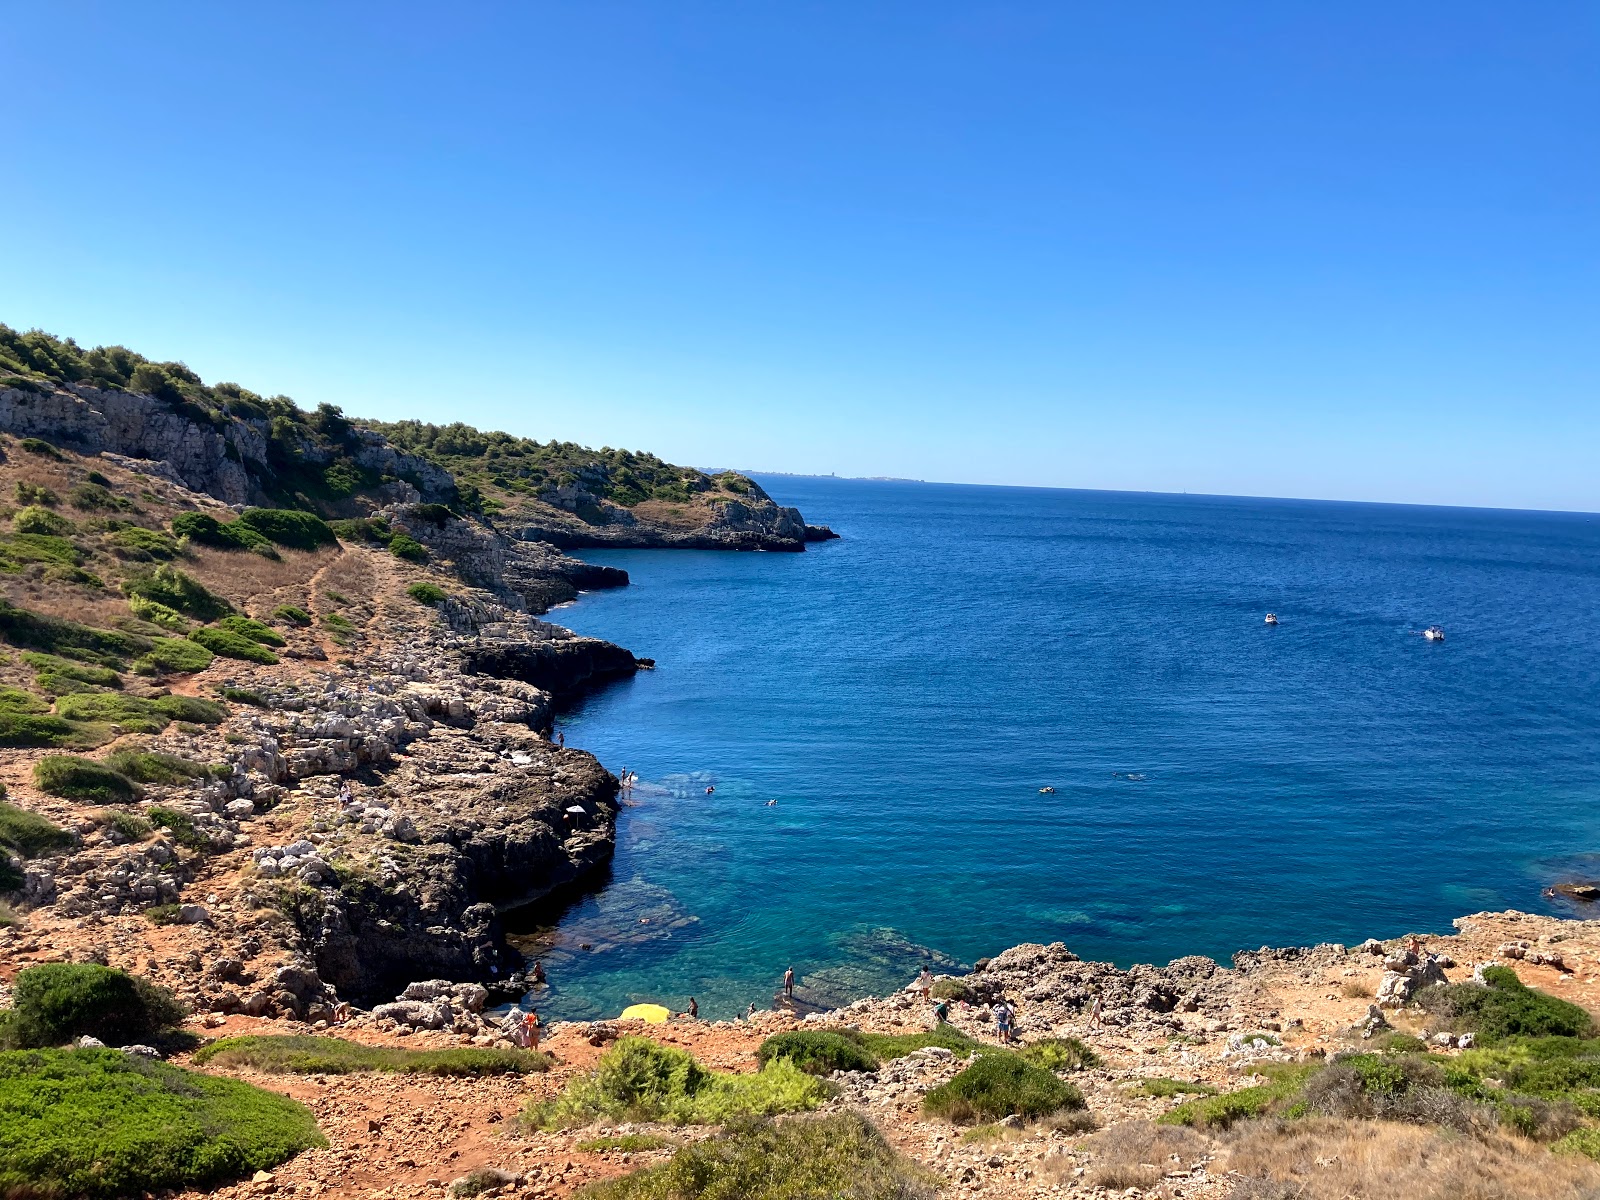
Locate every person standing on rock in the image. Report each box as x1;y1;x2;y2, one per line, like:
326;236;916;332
1088;991;1104;1032
531;959;546;987
557;731;565;748
523;1007;541;1051
992;999;1014;1044
783;966;795;999
915;967;934;1000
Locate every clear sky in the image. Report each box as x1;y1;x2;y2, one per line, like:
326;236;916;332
4;3;1596;511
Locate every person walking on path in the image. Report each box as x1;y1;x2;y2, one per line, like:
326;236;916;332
992;999;1014;1044
523;1007;541;1051
1088;991;1104;1032
915;967;934;1000
783;966;795;999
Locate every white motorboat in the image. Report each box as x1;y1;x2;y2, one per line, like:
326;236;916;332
1264;613;1279;625
1423;625;1445;641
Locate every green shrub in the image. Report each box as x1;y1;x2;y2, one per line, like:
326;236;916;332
388;534;427;562
272;605;311;625
216;615;286;646
0;601;142;663
144;903;182;925
0;688;48;714
95;809;152;841
189;625;278;664
857;1026;985;1061
406;581;447;604
0;802;71;856
576;1113;935;1200
0;533;82;568
1018;1037;1100;1072
0;711;78;748
235;508;337;551
1130;1077;1219;1098
151;693;226;723
102;748;213;784
192;1035;552;1077
756;1031;878;1075
127;595;190;632
134;636;215;673
53;693;167;733
1160;1065;1316;1129
22;652;120;688
220;686;267;707
14;480;58;505
0;963;184;1049
122;566;231;621
68;482;131;512
13;505;73;536
33;756;141;802
329;517;392;546
146;806;206;851
0;1047;324;1198
575;1134;677;1153
929;978;974;1002
170;511;276;554
109;525;180;561
525;1037;829;1130
922;1052;1084;1123
18;437;64;459
1555;1126;1600;1161
1421;967;1595;1042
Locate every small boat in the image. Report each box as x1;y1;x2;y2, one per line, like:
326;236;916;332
1039;786;1055;794
1423;626;1445;641
1264;613;1279;625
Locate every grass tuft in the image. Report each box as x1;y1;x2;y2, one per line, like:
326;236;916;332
192;1035;552;1077
33;756;141;802
0;801;72;857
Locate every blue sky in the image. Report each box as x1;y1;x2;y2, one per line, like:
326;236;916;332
4;3;1596;510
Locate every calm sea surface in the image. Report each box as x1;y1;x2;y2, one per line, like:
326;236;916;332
512;478;1600;1021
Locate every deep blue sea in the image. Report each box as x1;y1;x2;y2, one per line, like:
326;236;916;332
512;478;1600;1022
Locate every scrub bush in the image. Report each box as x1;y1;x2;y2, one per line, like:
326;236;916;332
32;756;140;802
193;1035;551;1077
923;1051;1085;1122
134;636;215;673
235;508;337;551
188;626;278;664
216;615;286;646
0;963;184;1049
0;801;71;856
406;581;447;604
756;1030;878;1075
122;566;231;621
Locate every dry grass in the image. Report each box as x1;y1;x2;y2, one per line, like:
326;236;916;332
185;545;335;606
1221;1117;1600;1200
1069;1120;1212;1192
1342;979;1374;999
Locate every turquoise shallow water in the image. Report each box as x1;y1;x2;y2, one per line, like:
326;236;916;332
512;478;1600;1021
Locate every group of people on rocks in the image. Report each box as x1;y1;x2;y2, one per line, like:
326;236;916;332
911;964;1105;1043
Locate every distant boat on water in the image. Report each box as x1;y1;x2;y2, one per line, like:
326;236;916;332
1264;612;1279;625
1423;625;1445;641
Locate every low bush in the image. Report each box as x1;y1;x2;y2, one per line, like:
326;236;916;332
272;605;312;625
109;525;180;560
0;800;71;856
193;1035;552;1077
857;1026;985;1061
127;594;190;632
152;693;226;724
22;651;120;689
94;809;152;841
388;534;427;562
575;1113;935;1200
18;437;63;459
929;977;975;1002
134;635;215;674
0;1047;325;1198
0;711;78;748
68;481;131;512
0;963;184;1049
524;1036;829;1129
144;903;182;925
53;692;167;732
0;688;48;714
103;748;215;784
575;1134;677;1153
13;480;58;505
189;625;278;663
922;1051;1084;1123
122;565;231;621
220;686;267;707
1161;1065;1317;1129
217;615;287;646
1130;1077;1219;1098
1420;966;1595;1042
171;511;276;554
236;508;337;551
33;755;141;802
146;806;206;851
13;505;73;536
0;601;143;664
756;1030;878;1075
406;581;447;604
1019;1036;1100;1072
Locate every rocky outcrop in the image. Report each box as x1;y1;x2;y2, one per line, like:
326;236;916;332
460;636;640;699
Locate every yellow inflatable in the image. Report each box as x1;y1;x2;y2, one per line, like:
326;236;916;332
619;1003;671;1024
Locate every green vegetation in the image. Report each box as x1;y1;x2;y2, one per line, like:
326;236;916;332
272;604;311;625
1419;965;1595;1042
0;602;143;665
17;437;64;460
1160;1064;1315;1129
122;565;231;621
108;525;179;561
94;809;152;841
235;508;337;551
1130;1077;1219;1098
143;903;182;925
321;612;355;646
219;686;267;707
1018;1037;1100;1072
216;615;287;646
127;595;190;632
0;533;86;576
388;533;427;562
330;516;392;546
22;652;120;689
0;711;78;748
15;480;59;505
192;1035;552;1077
0;800;71;857
574;1134;677;1154
856;1026;985;1061
146;806;206;851
922;1051;1085;1123
68;481;132;512
524;1037;829;1130
33;756;141;802
0;1047;325;1198
170;510;276;554
0;689;47;714
103;748;215;784
53;691;226;733
929;977;975;1002
189;625;278;663
13;505;73;536
133;635;215;673
574;1113;934;1200
0;962;184;1049
406;581;447;604
756;1030;879;1076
